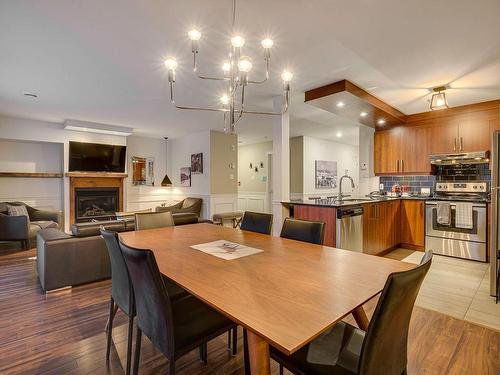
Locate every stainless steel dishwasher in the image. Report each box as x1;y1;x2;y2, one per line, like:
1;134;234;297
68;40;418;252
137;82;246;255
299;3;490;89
336;206;364;252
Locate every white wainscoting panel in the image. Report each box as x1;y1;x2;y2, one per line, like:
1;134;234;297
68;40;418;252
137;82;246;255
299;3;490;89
237;192;269;213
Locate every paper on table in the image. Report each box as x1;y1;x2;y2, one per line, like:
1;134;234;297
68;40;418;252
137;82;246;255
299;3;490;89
190;240;263;260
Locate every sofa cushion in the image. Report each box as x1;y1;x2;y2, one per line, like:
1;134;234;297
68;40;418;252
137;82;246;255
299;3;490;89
37;227;72;242
71;220;127;237
173;212;199;226
7;205;29;220
31;221;59;230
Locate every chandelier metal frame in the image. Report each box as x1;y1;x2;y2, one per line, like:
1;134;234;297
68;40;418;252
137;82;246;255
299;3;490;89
164;0;292;134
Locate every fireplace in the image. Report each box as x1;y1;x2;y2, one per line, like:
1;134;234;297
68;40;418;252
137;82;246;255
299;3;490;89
74;188;119;222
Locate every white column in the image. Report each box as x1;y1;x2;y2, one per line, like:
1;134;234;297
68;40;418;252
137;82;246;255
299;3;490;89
271;96;290;236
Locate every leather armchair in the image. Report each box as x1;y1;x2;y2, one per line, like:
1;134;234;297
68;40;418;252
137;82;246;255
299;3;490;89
0;201;63;249
0;213;29;248
156;197;202;217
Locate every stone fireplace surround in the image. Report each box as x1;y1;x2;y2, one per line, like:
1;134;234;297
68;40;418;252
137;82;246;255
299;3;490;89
66;172;127;225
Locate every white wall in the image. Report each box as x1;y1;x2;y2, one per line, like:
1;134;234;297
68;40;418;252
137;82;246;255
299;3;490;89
358;125;380;196
237;141;272;213
301;136;359;199
0;115;126;230
0;139;64;210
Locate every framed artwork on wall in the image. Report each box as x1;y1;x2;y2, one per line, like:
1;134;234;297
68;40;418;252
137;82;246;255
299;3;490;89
191;153;203;174
180;167;191;187
315;160;337;188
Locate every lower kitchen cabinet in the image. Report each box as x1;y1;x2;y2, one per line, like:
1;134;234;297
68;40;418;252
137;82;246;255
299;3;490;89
363;201;400;255
400;200;425;249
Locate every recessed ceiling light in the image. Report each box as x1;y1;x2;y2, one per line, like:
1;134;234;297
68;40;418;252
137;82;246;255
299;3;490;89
336;131;343;138
23;92;38;98
360;111;368;117
377;119;386;125
336;101;345;108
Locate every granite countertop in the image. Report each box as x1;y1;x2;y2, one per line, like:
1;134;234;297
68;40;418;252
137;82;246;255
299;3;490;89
282;195;429;208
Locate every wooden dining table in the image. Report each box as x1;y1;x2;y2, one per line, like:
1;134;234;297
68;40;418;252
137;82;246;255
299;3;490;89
119;223;414;374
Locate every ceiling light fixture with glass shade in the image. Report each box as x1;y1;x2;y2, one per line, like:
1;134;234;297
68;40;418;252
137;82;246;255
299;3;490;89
430;86;449;111
164;0;292;134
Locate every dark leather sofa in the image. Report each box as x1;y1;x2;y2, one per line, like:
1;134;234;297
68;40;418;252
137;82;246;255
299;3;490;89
36;214;200;292
0;201;63;249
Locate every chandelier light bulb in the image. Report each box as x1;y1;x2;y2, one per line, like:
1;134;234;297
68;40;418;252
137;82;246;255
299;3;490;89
164;57;178;71
188;29;202;41
261;38;274;49
222;61;231;73
281;70;293;82
220;94;230;106
238;57;252;73
231;35;245;48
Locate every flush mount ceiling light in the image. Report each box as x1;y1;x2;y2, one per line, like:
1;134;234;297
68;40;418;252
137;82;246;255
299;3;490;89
164;0;292;135
430;86;449;111
359;111;368;117
63;120;133;136
336;101;345;108
377;118;386;125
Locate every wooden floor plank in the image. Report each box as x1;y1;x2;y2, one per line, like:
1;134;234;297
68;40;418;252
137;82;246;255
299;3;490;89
1;249;500;374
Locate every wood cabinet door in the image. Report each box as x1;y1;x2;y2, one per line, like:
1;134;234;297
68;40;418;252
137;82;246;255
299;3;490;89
458;119;491;152
362;203;379;255
400;200;425;248
374;129;402;174
429;122;458;154
400;126;433;173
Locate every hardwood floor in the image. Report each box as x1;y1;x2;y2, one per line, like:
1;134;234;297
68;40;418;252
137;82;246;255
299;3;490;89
1;248;500;374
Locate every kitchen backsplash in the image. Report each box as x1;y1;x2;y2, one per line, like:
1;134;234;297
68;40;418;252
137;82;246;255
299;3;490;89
379;175;435;194
379;164;491;194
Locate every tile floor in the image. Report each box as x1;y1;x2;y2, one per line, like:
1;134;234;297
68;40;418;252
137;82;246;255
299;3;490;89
386;249;500;331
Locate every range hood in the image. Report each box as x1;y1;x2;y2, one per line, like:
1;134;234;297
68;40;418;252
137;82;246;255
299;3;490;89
430;151;490;165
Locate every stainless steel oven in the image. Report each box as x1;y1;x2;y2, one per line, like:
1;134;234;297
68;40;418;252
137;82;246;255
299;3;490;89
424;182;488;262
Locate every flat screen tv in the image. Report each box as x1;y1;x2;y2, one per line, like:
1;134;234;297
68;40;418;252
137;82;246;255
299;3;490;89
69;141;126;173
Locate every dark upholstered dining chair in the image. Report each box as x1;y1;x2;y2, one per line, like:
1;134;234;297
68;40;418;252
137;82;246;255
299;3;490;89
118;240;237;375
280;218;325;245
135;211;174;231
101;229;189;374
270;251;433;375
100;228;135;375
240;211;273;235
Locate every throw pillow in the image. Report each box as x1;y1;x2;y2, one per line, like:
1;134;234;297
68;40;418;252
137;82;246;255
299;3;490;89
7;205;30;222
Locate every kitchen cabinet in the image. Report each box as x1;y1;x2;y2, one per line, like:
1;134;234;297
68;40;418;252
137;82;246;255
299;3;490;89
458;119;491;152
374;126;432;174
400;200;425;249
374;128;402;174
363;200;400;255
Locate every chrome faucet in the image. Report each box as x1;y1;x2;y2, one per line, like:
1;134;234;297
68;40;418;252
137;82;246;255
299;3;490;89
338;174;355;201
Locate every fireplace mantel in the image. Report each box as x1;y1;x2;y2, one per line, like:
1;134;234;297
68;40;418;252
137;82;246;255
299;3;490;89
68;174;125;224
65;172;128;178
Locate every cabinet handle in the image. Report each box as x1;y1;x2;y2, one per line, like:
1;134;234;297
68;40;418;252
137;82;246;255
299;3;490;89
396;159;400;172
453;138;457;151
460;137;463;151
401;159;404;172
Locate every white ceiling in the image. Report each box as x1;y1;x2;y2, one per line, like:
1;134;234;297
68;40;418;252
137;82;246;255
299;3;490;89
0;0;499;144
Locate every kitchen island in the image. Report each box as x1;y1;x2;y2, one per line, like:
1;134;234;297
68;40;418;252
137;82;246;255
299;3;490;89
282;197;426;254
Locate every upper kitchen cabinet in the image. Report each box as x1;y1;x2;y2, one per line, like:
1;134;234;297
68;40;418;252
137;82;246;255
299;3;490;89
374;128;402;174
374;125;432;174
458;119;491;152
429;122;458;154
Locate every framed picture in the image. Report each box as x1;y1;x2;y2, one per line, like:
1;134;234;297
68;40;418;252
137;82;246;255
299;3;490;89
191;153;203;174
315;160;337;189
180;167;191;187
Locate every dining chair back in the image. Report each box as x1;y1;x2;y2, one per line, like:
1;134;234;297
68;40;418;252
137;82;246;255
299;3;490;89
280;218;325;245
100;228;135;375
359;251;432;374
135;211;174;231
119;241;175;358
240;211;273;235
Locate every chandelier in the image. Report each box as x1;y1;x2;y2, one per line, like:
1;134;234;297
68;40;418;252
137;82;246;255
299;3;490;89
163;0;292;134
